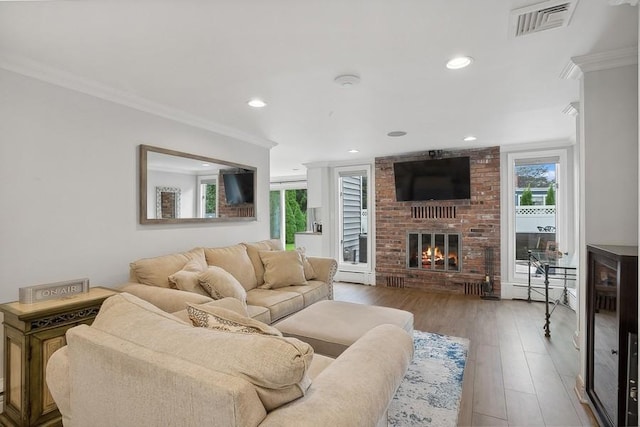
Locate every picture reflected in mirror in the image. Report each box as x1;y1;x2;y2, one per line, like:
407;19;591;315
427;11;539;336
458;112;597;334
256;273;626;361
139;145;256;224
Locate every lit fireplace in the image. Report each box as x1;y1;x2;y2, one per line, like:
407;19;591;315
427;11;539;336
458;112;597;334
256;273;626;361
422;246;458;268
408;232;461;272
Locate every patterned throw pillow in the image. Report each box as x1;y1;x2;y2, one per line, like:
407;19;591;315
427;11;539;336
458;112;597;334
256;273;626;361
198;266;248;305
187;304;282;336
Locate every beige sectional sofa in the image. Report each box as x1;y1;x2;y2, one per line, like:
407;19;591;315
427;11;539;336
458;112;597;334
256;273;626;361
46;293;414;427
120;239;338;323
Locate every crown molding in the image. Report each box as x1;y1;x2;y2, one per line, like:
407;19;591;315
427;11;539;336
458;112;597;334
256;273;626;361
0;53;277;149
561;46;638;79
609;0;639;6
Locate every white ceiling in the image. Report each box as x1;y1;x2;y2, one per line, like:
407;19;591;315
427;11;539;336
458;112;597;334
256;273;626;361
0;1;637;177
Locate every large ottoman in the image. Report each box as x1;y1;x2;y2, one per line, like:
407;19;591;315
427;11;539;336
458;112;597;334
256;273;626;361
274;300;414;357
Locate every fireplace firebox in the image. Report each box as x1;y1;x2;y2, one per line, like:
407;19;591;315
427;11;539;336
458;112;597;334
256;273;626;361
407;232;461;272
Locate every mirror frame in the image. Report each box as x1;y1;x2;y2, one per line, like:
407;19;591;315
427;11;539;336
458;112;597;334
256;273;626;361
139;144;257;224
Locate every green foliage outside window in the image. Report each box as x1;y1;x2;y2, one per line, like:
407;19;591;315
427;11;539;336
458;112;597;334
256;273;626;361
205;184;217;214
520;185;534;206
545;185;555;206
285;190;307;244
515;165;553;188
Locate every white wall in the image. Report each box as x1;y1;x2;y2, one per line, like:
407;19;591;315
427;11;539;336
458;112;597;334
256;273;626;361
147;170;197;219
576;59;639;404
583;64;639;245
0;68;271;303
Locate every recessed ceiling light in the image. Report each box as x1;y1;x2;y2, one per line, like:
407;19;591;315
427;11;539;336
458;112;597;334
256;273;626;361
334;74;361;87
387;131;407;137
202;163;211;167
247;98;267;108
446;56;474;70
463;135;477;142
348;149;359;153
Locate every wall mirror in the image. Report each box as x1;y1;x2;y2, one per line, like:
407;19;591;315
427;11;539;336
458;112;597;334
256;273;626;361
139;144;256;224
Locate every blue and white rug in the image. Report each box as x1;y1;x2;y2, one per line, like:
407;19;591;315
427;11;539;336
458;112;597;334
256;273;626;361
389;330;469;427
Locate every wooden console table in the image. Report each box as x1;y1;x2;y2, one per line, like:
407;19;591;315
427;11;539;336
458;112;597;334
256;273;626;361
0;287;117;427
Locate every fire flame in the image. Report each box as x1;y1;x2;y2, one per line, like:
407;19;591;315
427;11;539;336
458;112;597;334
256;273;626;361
422;246;458;266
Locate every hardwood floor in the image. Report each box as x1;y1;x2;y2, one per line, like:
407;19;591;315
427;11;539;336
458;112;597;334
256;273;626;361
332;282;598;427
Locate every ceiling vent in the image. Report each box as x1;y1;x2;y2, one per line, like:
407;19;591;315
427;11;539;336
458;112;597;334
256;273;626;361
510;0;578;38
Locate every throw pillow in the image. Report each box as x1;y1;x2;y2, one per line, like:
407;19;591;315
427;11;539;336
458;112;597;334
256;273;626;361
204;244;258;291
188;304;282;336
242;240;276;286
129;248;206;288
167;258;210;296
259;250;307;289
296;247;318;280
199;266;248;305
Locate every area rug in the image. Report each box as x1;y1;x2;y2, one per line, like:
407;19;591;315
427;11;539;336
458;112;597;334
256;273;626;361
389;330;469;427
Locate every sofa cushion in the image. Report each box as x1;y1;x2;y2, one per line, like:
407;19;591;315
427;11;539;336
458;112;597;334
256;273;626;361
91;293;314;411
285;280;329;306
130;248;206;288
199;266;247;306
246;289;304;322
204;244;258;291
168;258;210;296
259;250;307;289
243;240;282;286
247;305;271;324
187;304;282;336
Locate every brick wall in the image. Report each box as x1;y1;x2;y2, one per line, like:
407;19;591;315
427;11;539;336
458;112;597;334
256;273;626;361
217;172;255;218
375;146;500;294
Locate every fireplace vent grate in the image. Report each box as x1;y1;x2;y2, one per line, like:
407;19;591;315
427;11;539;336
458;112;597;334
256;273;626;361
385;276;405;288
411;206;457;219
464;282;483;296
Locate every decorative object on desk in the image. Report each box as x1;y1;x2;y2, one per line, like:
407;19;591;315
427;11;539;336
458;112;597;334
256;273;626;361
19;278;90;304
389;330;468;427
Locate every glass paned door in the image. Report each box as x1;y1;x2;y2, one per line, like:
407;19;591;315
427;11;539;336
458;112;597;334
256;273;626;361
514;159;559;274
269;188;307;250
198;177;217;218
339;171;368;265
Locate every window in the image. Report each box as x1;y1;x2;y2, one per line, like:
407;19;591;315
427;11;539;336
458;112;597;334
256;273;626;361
270;182;307;250
336;166;370;269
505;149;571;288
198;176;218;218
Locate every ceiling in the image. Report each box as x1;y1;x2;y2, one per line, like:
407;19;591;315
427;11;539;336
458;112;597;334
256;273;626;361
0;1;637;177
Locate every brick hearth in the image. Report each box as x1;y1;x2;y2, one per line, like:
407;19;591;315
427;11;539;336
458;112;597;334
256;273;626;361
375;146;501;294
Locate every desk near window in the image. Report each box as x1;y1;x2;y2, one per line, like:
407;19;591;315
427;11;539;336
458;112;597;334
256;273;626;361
518;250;577;338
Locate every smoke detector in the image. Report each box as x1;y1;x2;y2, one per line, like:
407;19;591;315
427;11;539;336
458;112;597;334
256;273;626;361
334;74;360;87
509;0;578;38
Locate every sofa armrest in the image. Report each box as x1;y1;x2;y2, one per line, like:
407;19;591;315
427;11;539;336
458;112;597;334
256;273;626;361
261;324;413;427
307;257;338;300
46;346;72;426
119;283;213;313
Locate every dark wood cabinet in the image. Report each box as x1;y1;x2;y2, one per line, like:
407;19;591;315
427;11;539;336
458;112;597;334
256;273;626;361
0;287;117;427
586;244;638;427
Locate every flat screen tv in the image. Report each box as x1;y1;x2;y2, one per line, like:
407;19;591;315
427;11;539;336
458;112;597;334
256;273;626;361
393;156;471;201
222;170;254;205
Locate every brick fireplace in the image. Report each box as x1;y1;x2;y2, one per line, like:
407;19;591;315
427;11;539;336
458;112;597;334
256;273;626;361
375;146;500;294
